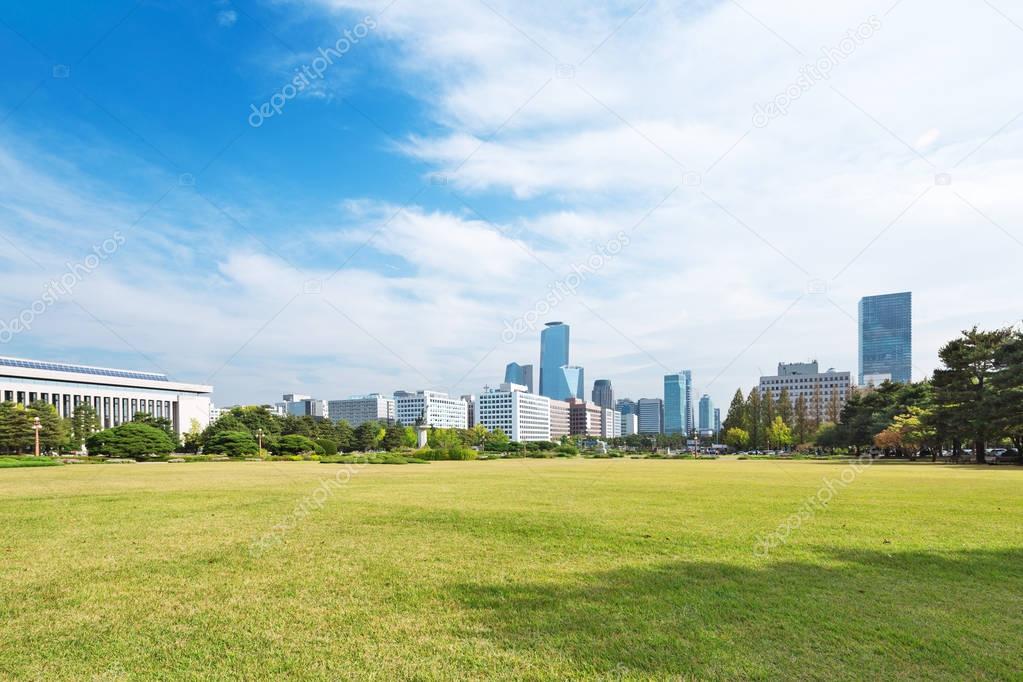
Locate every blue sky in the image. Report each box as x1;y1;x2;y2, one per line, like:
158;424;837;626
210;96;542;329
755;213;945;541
1;0;1022;409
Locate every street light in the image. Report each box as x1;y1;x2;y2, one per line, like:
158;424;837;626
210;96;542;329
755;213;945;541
33;417;42;457
256;428;264;454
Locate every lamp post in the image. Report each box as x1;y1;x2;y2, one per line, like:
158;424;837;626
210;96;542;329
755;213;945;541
33;417;42;457
256;428;264;454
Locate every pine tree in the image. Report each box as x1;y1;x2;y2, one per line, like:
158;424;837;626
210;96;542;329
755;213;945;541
0;401;33;454
746;389;763;451
28;401;66;453
69;402;100;449
721;389;748;435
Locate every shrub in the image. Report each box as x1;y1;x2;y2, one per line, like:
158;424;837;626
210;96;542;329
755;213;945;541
275;434;321;456
316;439;339;456
204;431;259;458
86;423;176;459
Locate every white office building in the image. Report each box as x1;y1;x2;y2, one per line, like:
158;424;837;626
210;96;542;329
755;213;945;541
0;356;211;438
277;393;327;419
759;361;852;421
475;383;551;442
394;390;469;429
621;412;638;435
600;408;622;439
328;394;395;426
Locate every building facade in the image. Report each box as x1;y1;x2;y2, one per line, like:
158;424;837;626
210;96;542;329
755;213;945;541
549;399;571;440
621;412;639;435
475;383;551;442
637;398;663;434
592;379;614;409
599;407;622;439
539;322;584;400
568;399;603;436
394;390;469;429
0;356;211;438
278;394;327;419
698;394;714;432
327;394;395;426
664;371;693;435
758;361;852;421
859;291;912;385
714;407;721;435
503;363;534;393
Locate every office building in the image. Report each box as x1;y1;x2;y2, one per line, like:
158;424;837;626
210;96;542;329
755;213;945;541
394;390;469;429
503;363;534;393
278;394;327;419
600;407;622;439
568;399;603;437
637;398;663;434
621;412;639;435
616;398;636;416
475;383;551;442
549;399;571;440
327;394;395;427
539;322;585;400
0;356;211;438
592;379;614;409
859;292;912;385
664;371;693;435
759;361;853;421
714;408;721;435
461;394;477;427
698;394;714;432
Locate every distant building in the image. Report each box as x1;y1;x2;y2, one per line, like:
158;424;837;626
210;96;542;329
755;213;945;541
539;322;584;400
278;394;327;419
592;379;614;409
759;361;852;422
328;394;395;427
859;292;912;384
599;407;622;439
616;398;636;416
637;398;663;434
549;399;571;440
568;399;603;437
475;383;551;442
394;390;469;429
621;412;639;435
503;363;534;393
698;394;714;432
664;371;693;435
461;394;477;427
714;408;721;435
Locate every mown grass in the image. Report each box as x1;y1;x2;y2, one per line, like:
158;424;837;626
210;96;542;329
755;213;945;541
1;459;1021;680
0;456;62;468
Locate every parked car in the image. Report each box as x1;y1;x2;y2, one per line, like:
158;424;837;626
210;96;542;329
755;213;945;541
986;449;1021;465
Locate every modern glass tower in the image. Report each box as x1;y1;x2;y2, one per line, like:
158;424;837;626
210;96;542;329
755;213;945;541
858;292;912;385
592;379;614;409
664;371;692;435
636;398;663;434
503;362;534;393
539;322;583;400
698;394;714;432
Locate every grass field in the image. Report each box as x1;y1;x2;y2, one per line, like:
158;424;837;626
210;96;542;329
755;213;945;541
2;459;1022;680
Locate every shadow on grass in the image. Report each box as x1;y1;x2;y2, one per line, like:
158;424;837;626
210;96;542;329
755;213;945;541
450;547;1023;679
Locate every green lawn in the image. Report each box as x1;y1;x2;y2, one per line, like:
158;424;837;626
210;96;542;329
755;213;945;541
1;459;1021;680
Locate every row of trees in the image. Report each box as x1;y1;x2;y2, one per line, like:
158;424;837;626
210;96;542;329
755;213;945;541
716;326;1023;463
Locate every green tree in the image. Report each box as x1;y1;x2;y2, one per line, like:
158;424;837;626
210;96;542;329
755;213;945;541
777;388;794;427
746;389;764;451
826;388;842;424
723;427;750;450
69;402;100;450
182;418;203;453
721;389;748;435
28;400;66;453
86;422;176;458
381;422;408;451
766;416;793;451
992;330;1023;455
132;412;175;440
932;326;1012;462
0;402;33;454
275;434;321;456
354;421;382;452
205;431;259;457
793;394;810;445
486;428;510;448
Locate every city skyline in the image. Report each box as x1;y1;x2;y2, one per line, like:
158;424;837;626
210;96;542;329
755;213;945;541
1;4;1019;415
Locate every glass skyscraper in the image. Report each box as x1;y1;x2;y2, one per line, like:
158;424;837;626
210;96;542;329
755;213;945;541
698;394;714;432
592;379;614;409
858;292;912;385
664;371;692;435
539;322;584;400
503;362;534;392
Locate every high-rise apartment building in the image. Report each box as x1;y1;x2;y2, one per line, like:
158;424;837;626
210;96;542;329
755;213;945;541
636;398;663;434
859;292;912;385
592;379;614;409
503;363;534;393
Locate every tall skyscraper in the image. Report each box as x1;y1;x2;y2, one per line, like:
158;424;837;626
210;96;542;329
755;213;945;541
664;371;693;435
698;394;714;432
858;292;912;385
714;408;721;435
616;398;637;416
636;398;663;434
539;322;584;400
592;379;614;409
503;362;534;393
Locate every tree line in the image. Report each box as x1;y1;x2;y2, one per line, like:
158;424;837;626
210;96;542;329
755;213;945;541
717;326;1023;462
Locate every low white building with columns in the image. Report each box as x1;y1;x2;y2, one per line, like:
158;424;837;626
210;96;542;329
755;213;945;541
0;356;212;438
